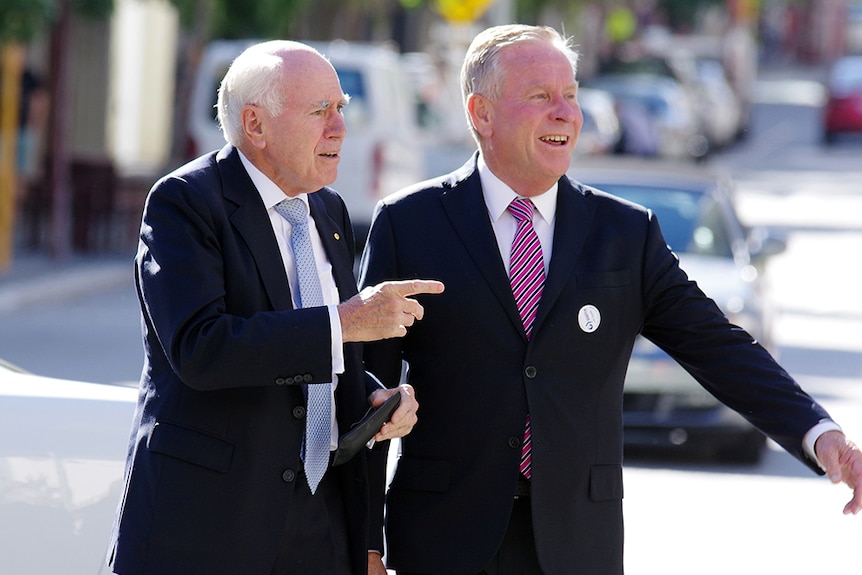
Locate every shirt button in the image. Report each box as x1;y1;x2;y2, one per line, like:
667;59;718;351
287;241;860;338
524;366;537;379
293;406;306;419
282;469;296;483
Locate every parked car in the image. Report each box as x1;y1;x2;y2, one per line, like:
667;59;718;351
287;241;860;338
597;50;726;151
691;56;744;149
587;73;709;161
822;55;862;144
0;359;137;574
187;39;425;246
847;2;862;54
638;33;754;143
569;163;786;463
574;87;621;156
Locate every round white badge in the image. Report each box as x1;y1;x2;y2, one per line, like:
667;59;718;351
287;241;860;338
578;304;601;333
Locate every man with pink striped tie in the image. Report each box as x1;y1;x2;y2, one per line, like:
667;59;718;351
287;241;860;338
361;24;862;575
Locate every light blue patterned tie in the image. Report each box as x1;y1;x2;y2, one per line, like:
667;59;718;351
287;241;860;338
275;197;331;494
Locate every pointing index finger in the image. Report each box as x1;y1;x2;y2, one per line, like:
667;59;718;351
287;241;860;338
387;279;445;297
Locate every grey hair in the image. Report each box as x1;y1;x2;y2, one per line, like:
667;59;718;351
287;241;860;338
216;40;325;146
460;25;579;138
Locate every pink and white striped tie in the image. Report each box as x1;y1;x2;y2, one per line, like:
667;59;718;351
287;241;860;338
507;198;545;479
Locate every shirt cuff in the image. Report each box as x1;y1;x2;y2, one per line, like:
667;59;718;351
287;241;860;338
327;304;345;374
802;419;843;471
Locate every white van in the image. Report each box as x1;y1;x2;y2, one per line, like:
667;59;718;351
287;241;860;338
186;39;424;246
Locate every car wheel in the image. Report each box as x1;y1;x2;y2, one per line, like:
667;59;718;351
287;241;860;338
717;431;766;464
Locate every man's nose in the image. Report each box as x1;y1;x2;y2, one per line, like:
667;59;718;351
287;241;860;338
553;96;580;123
328;111;347;137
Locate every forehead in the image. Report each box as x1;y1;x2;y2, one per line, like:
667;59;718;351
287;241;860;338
497;40;576;91
282;50;345;104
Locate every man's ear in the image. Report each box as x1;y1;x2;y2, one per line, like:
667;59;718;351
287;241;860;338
241;106;266;149
466;93;492;138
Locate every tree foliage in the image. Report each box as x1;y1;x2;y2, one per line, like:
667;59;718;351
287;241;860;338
0;0;54;42
0;0;113;43
207;0;309;40
660;0;725;30
70;0;114;19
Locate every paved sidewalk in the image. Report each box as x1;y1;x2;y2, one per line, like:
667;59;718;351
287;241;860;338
0;250;131;314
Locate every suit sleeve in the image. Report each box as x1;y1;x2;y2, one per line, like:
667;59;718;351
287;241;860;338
638;211;830;473
137;174;334;391
359;203;407;388
358;202;406;552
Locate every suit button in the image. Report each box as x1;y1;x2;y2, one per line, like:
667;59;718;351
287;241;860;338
508;436;521;449
292;375;304;384
282;469;296;483
275;377;287;386
302;374;313;383
524;366;537;379
293;406;306;419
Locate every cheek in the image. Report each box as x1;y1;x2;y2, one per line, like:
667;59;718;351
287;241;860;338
574;105;585;130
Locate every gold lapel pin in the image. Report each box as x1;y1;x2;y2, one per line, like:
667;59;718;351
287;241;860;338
333;233;340;241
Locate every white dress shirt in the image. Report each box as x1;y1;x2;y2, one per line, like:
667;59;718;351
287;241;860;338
478;154;557;276
239;151;344;449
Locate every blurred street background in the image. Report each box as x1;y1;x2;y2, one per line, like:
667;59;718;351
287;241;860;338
1;1;862;573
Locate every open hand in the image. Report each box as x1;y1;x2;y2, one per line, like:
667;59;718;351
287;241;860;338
815;430;862;515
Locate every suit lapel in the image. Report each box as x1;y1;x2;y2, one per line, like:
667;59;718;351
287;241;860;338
440;159;526;338
308;192;358;301
218;146;294;311
442;160;598;341
533;177;596;334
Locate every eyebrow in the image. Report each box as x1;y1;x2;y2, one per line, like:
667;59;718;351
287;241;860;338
315;94;351;109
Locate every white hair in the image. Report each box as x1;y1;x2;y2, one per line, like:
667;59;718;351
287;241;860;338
216;40;325;146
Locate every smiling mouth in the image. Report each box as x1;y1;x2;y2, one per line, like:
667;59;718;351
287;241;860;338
320;152;340;158
540;135;569;145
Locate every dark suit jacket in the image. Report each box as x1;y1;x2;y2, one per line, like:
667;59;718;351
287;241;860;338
108;146;379;575
360;154;830;575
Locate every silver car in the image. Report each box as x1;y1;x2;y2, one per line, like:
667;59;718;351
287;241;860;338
588;73;709;161
0;359;136;574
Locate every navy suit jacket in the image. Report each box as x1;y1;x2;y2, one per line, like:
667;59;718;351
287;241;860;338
109;146;379;575
360;155;830;575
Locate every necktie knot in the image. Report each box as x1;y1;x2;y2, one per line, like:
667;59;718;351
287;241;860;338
507;194;544;343
275;197;307;226
508;198;535;224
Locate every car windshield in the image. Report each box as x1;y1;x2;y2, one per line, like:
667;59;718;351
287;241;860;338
589;76;682;119
598;184;733;257
332;67;369;128
830;58;862;93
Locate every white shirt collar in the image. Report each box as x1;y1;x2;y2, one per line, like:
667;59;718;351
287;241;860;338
238;150;310;212
477;154;558;226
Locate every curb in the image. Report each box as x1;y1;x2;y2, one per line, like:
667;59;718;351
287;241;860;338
0;262;130;314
